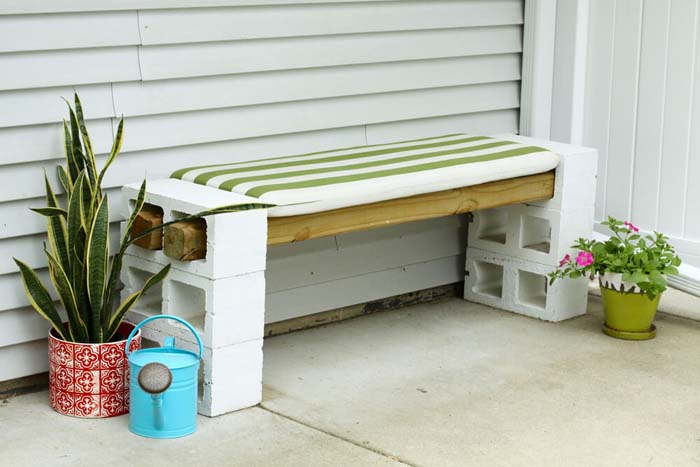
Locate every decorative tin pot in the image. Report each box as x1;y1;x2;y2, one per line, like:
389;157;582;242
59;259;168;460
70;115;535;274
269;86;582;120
48;322;141;418
126;315;203;439
599;273;662;340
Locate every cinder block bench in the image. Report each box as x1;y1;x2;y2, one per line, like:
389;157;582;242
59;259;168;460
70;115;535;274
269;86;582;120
120;134;597;416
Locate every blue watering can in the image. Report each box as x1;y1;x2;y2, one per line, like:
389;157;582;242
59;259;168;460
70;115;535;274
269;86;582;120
125;315;203;439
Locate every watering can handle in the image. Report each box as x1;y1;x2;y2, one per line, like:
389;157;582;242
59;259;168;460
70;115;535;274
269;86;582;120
125;315;204;359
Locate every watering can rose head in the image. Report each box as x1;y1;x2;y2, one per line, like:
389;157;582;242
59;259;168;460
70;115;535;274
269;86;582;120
548;216;681;300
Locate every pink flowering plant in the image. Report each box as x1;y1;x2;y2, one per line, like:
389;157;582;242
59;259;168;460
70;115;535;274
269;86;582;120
548;217;681;299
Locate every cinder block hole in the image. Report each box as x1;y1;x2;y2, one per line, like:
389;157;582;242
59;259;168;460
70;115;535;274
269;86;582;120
475;209;508;245
520;215;551;253
125;267;163;315
472;261;504;298
166;279;206;331
517;270;547;310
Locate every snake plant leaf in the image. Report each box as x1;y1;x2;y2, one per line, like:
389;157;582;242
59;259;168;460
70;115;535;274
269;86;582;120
44;174;71;277
62;119;79;183
57;165;72;194
102;180;147;324
106;264;171;340
67;106;85;171
73;94;98;185
97;118;124;188
86;196;109;341
79;171;93;229
67;171;85;258
31;207;68;217
14;258;69;341
45;246;88;343
123;180;147;244
72;247;90;335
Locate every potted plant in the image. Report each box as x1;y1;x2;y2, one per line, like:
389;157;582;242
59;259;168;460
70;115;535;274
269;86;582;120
548;217;681;340
15;94;270;417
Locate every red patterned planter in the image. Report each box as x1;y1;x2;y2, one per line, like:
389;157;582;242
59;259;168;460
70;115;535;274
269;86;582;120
48;322;141;418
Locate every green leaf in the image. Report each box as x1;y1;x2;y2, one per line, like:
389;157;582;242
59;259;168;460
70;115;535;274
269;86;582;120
97;118;123;187
86;196;110;341
44;174;71;277
31;207;68;217
14;258;68;341
103;180;147;325
105;264;171;340
67;107;85;169
62;119;79;183
57;165;72;195
67;172;85;258
629;271;647;284
44;246;88;342
79;173;93;229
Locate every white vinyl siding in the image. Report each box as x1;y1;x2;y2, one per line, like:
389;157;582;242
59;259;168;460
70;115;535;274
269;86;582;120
0;0;524;381
585;0;700;267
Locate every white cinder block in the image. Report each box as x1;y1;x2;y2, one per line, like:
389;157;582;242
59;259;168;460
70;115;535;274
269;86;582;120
492;134;598;211
122;254;266;349
464;247;588;322
122;179;269;279
201;339;263;417
469;204;594;266
124;321;263;417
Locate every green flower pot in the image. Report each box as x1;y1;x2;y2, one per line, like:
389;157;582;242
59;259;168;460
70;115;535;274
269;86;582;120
600;286;661;340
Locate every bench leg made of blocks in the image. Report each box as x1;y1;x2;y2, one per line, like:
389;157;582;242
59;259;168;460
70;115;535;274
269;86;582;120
121;179;268;417
464;136;598;322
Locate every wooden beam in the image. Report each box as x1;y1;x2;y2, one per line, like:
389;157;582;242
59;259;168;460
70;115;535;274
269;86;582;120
267;171;555;245
163;219;207;261
131;203;164;250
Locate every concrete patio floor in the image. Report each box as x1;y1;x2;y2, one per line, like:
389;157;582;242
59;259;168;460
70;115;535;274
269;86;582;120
3;291;700;466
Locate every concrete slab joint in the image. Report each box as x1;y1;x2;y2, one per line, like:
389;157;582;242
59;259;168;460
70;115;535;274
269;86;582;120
121;179;268;417
465;136;598;322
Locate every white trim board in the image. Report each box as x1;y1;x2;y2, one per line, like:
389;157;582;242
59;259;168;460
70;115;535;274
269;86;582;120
519;0;556;139
520;0;590;143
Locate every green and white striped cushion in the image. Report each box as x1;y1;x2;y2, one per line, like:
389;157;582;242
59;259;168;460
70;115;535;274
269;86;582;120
171;134;559;216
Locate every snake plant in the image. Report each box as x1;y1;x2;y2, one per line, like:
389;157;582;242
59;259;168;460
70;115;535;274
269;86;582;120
14;94;272;344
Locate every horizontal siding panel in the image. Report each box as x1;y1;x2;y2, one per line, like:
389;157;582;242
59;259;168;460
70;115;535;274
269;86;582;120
0;11;140;53
0;339;47;381
0;306;50;348
366;109;520;144
139;26;522;80
0;187;122;240
0;46;140;91
120;82;520;152
140;1;523;44
0;119;113;165
0;268;54;312
0;225;121;275
0;0;392;15
0;108;520;204
114;55;521;117
266;254;463;323
1;126;365;214
0;84;115;128
268;216;466;293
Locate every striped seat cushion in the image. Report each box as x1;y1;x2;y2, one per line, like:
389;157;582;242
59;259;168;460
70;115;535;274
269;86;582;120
171;134;559;217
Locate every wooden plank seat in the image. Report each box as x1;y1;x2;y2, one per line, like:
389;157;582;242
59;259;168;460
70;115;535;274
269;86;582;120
120;134;597;418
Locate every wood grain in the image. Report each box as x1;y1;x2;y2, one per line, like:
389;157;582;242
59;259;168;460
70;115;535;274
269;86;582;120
131;203;164;249
267;171;555;245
